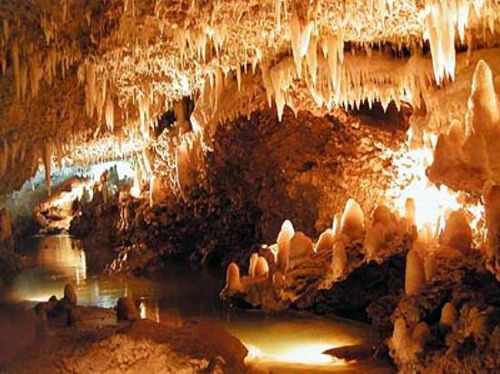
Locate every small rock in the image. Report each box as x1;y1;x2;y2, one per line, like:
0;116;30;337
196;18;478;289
116;297;140;321
64;284;77;307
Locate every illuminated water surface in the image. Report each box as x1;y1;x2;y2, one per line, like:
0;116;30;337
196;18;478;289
8;236;394;373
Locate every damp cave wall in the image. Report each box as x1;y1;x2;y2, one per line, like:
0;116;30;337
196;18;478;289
140;104;409;267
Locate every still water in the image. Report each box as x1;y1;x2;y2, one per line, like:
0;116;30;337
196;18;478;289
7;236;394;373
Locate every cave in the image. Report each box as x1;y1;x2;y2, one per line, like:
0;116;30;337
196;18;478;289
0;1;499;373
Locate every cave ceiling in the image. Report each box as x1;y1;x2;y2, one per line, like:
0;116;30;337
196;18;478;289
0;0;499;194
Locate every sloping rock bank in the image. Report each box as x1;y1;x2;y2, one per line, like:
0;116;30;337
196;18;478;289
2;306;248;374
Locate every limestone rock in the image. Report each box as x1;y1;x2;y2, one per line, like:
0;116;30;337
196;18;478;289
116;297;140;322
64;283;78;307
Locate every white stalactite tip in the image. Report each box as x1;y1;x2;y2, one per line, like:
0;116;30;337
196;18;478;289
248;253;259;277
340;198;365;240
331;240;347;277
226;262;241;291
405;249;425;296
289;231;314;259
277;219;294;269
314;229;336;254
255;256;269;278
439;210;472;252
440;302;457;327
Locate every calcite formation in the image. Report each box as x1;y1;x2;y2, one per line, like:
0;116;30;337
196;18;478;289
0;0;498;196
428;59;500;194
221;198;415;312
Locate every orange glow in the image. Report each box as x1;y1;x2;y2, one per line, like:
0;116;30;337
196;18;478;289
385;128;483;240
245;342;348;366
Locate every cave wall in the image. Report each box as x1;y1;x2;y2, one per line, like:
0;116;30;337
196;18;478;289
209;106;406;243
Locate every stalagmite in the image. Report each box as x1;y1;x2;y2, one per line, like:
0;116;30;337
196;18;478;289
440;302;457;328
331;240;347;277
392;318;409;353
411;321;430;353
467;60;500;133
248;253;259;277
423;253;436;282
277;220;294;270
225;263;242;292
332;213;341;235
340;198;364;240
116;297;140;321
314;229;335;254
439;210;472;252
64;283;77;307
373;205;392;225
255;257;269;278
289;232;314;259
364;224;386;259
405;249;425;296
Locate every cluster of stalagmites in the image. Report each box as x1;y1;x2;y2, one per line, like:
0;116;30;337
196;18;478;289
221;197;417;311
384;186;500;371
222;189;500;369
428;59;500;194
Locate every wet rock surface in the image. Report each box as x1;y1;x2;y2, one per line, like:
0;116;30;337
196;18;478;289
3;305;248;374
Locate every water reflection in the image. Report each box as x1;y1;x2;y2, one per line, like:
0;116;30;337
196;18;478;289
9;236;393;372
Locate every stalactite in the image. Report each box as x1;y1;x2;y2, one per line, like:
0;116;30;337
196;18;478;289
138;94;150;140
85;63;97;118
19;61;27;100
11;39;20;100
42;142;52;196
105;97;114;131
306;35;318;86
289;11;302;79
2;19;8;42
